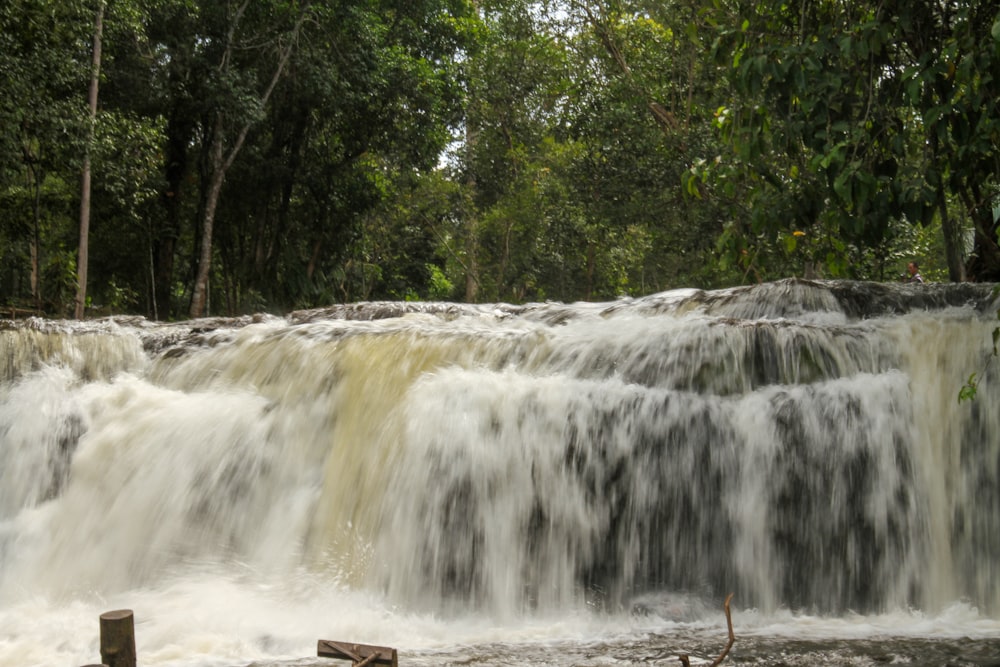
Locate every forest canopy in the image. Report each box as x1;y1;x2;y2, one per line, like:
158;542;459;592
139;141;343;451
2;0;998;319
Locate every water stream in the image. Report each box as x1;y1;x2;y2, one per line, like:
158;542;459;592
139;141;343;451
1;279;998;666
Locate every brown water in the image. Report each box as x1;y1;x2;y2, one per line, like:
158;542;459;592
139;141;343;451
1;279;999;667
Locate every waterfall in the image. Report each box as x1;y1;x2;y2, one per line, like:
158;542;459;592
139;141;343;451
1;279;998;626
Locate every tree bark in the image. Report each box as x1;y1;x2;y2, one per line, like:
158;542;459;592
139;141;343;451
937;185;966;282
28;163;42;309
189;113;227;318
153;101;195;320
463;210;480;302
75;0;104;320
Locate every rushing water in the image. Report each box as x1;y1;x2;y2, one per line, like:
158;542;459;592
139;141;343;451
1;279;999;667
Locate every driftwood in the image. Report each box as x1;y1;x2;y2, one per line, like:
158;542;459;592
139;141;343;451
678;593;735;667
318;639;398;667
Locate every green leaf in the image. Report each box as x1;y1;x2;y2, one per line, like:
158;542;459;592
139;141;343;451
958;380;977;403
820;143;846;169
684;171;702;199
833;170;853;205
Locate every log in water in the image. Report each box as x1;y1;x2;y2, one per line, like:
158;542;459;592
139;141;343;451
0;279;998;667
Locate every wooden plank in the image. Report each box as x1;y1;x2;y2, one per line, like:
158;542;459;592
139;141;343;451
317;640;398;667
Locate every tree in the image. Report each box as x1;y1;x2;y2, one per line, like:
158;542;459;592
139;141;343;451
76;0;105;319
205;0;474;311
15;0;996;316
565;0;734;292
710;0;1000;281
113;0;474;316
187;0;312;318
0;0;96;313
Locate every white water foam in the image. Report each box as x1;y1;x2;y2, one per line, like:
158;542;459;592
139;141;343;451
1;282;998;667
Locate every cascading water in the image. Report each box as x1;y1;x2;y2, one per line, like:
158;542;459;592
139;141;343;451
1;279;999;667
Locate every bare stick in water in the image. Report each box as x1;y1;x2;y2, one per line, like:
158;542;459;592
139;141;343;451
708;593;735;667
677;593;734;667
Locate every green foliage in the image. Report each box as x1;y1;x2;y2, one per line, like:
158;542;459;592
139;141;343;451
3;0;1000;317
960;287;1000;403
959;373;980;403
446;0;738;301
708;0;1000;281
425;263;454;300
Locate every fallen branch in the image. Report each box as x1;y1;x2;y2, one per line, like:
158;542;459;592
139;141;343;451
678;593;735;667
709;593;736;666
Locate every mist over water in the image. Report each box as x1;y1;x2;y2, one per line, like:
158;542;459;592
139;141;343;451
1;279;999;667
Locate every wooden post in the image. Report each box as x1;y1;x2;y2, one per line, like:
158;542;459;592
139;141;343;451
318;640;398;667
100;610;137;667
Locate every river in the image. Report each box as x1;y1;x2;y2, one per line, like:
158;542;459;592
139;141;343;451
1;279;998;666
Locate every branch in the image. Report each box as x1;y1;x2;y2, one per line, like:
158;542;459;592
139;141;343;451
708;593;736;667
423;212;480;289
222;2;313;173
219;0;252;72
571;0;678;134
677;593;735;667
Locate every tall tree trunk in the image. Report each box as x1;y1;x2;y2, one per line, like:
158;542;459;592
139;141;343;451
461;0;481;304
75;0;104;319
928;124;966;282
189;114;227;318
464;236;480;302
153;99;195;320
30;223;39;308
937;185;966;282
27;163;41;309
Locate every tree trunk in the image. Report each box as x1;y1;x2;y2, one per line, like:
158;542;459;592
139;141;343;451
153;105;194;320
937;185;966;282
464;220;480;303
75;0;104;320
28;164;41;309
189;114;226;318
965;194;1000;281
76;159;92;318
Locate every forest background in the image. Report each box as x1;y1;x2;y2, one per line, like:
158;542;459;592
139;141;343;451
2;0;999;320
